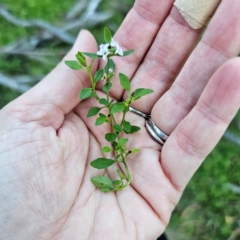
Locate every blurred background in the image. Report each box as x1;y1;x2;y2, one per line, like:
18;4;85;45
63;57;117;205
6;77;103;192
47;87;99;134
0;0;239;239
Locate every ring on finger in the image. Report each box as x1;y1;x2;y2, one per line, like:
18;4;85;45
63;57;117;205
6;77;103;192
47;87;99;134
129;106;150;119
145;119;165;145
147;118;169;141
128;105;169;145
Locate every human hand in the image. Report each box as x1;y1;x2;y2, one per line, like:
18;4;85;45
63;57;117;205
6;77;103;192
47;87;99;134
1;1;240;240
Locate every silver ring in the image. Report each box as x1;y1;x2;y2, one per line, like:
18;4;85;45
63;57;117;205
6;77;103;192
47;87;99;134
129;106;150;119
128;106;169;146
147;118;169;141
145;119;165;145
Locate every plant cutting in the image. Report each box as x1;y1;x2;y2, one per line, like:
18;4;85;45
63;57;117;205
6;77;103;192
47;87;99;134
65;27;153;192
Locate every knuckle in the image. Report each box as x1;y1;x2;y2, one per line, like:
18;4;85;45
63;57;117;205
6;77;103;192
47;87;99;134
175;127;206;159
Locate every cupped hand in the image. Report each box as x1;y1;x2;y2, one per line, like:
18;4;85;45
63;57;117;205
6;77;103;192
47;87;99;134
1;1;240;240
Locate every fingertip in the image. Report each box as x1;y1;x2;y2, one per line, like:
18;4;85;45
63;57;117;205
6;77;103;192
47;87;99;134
64;29;98;63
220;57;240;69
214;57;240;88
77;29;98;49
201;57;240;117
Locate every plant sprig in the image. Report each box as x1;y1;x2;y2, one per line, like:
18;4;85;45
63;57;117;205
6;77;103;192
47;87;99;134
65;27;153;192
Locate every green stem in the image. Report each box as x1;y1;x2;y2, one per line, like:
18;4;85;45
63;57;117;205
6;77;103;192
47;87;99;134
106;90;110;104
120;111;126;126
107;57;110;76
113;157;132;190
89;58;95;69
87;68;99;100
123;161;132;187
106;92;118;131
90;53;134;192
111;112;117;125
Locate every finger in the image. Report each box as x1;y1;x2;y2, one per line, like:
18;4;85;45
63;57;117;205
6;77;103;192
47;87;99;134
152;0;240;134
123;6;203;113
97;0;175;100
9;30;98;129
161;58;240;191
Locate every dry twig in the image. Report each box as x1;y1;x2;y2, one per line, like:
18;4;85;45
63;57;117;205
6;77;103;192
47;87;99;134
66;0;89;20
0;7;75;44
0;73;32;93
223;131;240;146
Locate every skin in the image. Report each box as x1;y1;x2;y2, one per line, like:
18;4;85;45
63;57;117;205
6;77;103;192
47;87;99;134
1;0;240;239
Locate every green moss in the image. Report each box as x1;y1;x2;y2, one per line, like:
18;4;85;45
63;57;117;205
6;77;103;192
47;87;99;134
1;0;74;21
0;0;76;46
168;139;240;239
0;85;21;108
228;111;240;137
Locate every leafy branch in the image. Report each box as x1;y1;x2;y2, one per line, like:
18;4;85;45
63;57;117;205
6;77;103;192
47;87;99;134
65;27;153;192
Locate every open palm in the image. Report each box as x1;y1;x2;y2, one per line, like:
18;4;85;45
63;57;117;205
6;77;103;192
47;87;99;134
1;1;240;240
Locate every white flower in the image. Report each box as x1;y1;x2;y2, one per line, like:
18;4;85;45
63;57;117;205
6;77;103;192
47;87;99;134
115;45;124;56
97;38;124;60
110;38;118;48
97;43;110;61
110;38;124;56
102;53;108;61
109;68;113;73
99;44;109;53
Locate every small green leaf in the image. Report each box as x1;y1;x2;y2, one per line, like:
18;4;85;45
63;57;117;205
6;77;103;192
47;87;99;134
117;169;127;180
65;60;82;70
99;98;108;106
119;73;130;92
112;180;121;186
105;132;118;142
87;107;101;118
80;88;93;100
101;188;112;192
90;92;97;99
110;102;125;114
132;148;141;153
94;69;104;84
91;176;114;189
109;59;115;71
113;124;122;132
102;82;112;92
99;113;107;118
90;158;115;169
104;27;112;44
112;141;118;148
76;52;87;67
124;125;141;134
129;126;141;134
123;49;134;56
95;117;107;126
133;88;154;100
123;120;131;133
102;146;111;153
96;114;108;125
82;52;99;59
118;138;128;147
104;59;115;73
